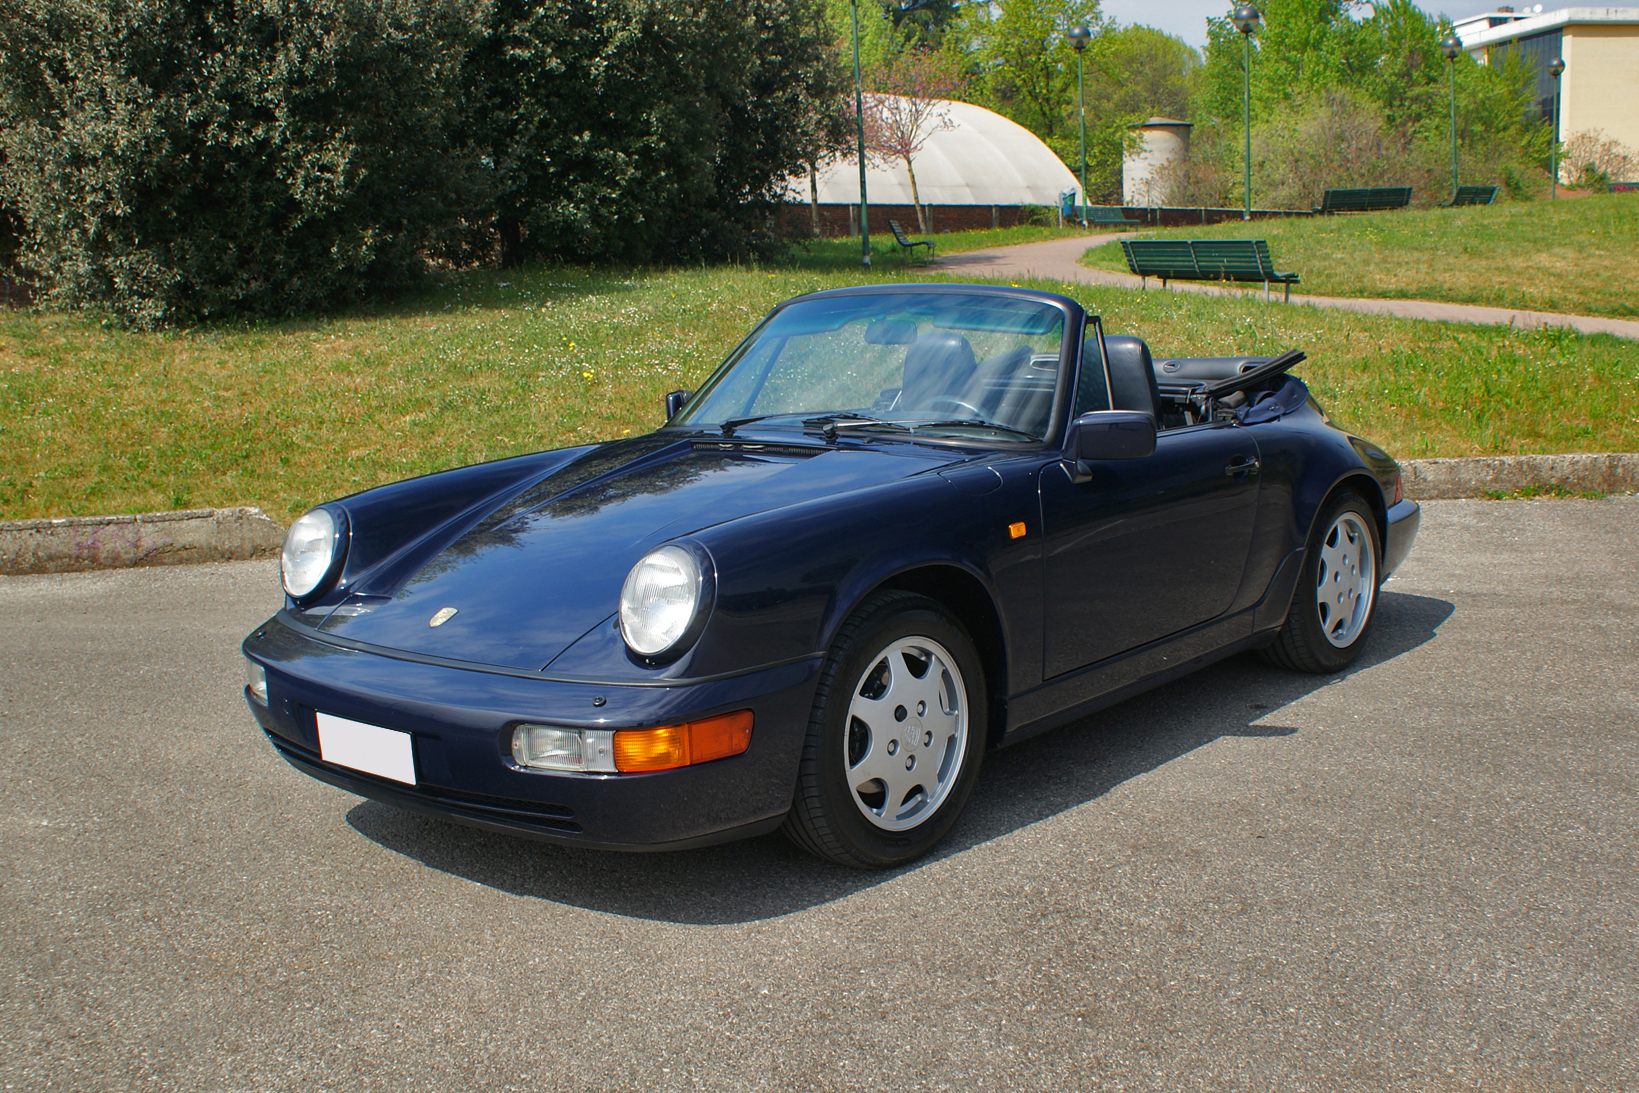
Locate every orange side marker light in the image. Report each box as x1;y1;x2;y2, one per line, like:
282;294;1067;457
1008;521;1027;540
613;710;754;773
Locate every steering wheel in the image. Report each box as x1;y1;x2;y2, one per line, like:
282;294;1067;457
923;396;984;420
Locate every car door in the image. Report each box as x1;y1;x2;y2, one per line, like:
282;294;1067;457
1038;422;1261;678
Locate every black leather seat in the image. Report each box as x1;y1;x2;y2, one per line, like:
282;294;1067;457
1102;335;1161;420
899;331;978;412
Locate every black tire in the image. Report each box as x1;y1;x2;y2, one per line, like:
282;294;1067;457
782;591;987;869
1261;489;1382;674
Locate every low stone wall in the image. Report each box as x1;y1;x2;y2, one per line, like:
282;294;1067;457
1401;452;1639;500
0;507;285;576
1;456;1633;576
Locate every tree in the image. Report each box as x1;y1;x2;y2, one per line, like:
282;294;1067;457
952;0;1104;144
1086;25;1201;124
0;0;487;326
882;0;964;52
950;4;1200;202
472;0;843;266
864;53;959;230
1191;0;1552;208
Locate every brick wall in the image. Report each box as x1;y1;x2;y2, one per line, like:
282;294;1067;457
778;203;1313;238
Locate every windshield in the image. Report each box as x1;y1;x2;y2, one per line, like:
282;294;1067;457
673;292;1068;442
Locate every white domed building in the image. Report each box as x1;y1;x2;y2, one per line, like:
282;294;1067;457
786;97;1085;235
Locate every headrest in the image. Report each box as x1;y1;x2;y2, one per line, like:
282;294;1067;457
901;331;977;410
1102;335;1160;419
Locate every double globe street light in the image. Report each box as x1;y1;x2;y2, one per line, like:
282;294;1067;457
1440;34;1463;202
1068;24;1092;225
1231;4;1263;221
1548;55;1566;199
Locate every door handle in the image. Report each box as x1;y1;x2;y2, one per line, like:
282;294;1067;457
1225;456;1260;476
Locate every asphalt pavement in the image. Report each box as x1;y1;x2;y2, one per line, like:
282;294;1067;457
2;498;1636;1092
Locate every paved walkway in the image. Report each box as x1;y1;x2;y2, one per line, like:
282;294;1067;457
935;234;1639;341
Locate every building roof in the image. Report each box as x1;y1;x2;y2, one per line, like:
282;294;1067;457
1456;7;1639;49
790;98;1082;207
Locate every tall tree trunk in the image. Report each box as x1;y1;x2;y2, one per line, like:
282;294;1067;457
907;156;926;232
808;161;820;237
497;216;523;269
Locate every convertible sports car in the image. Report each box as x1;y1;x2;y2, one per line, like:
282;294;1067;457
242;284;1419;867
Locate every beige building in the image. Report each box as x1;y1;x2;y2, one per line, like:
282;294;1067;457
1457;7;1639;175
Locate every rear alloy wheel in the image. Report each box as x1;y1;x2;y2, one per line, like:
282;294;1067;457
1262;490;1381;674
783;591;986;868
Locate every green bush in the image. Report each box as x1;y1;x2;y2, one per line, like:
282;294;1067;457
0;0;843;324
472;0;843;266
0;0;488;326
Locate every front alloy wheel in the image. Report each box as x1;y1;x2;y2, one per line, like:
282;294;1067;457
844;635;970;832
784;591;986;868
1262;489;1382;674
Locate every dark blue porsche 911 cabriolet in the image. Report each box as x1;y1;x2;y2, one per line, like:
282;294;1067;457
242;284;1419;867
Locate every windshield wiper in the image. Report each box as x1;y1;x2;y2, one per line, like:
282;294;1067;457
719;415;775;437
801;412;901;440
901;419;1041;441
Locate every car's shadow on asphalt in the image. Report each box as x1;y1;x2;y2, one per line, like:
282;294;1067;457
347;590;1454;925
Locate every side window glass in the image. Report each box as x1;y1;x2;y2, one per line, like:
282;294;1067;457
1073;334;1111;417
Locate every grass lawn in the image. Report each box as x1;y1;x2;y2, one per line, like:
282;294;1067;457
1077;193;1639;319
2;256;1635;523
787;222;1086;270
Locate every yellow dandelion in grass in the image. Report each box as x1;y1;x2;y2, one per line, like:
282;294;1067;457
582;370;595;380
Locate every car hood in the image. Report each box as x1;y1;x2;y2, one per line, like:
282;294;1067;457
317;434;961;670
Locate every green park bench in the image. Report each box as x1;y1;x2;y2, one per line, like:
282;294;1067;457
1444;185;1498;207
1120;238;1301;302
888;219;935;265
1086;206;1141;228
1314;187;1413;214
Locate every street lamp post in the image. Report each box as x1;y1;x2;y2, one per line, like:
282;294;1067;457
851;0;870;267
1069;25;1092;227
1548;56;1565;200
1231;5;1263;221
1441;34;1463;202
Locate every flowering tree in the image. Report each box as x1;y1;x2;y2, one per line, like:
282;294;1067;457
863;53;960;232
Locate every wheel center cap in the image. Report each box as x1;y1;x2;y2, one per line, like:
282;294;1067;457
905;715;923;751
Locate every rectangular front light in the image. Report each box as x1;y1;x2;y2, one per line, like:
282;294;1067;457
245;659;268;705
512;725;616;773
613;710;754;773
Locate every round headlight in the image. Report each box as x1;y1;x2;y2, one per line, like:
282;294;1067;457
619;545;704;657
281;508;341;599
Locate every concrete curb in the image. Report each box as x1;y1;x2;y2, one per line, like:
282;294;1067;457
0;454;1634;576
0;507;285;576
1401;452;1639;500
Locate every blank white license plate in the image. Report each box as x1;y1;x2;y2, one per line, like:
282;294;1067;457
316;712;417;786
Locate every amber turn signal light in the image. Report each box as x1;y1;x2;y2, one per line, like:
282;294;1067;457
1008;521;1027;539
613;710;754;773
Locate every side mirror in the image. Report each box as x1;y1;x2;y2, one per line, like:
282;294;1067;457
1068;409;1160;481
1066;411;1155;483
664;389;692;421
1070;410;1156;462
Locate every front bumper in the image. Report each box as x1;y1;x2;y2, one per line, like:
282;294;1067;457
242;614;821;850
1383;498;1420;578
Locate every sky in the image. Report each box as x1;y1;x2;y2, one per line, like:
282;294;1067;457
1104;0;1533;49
